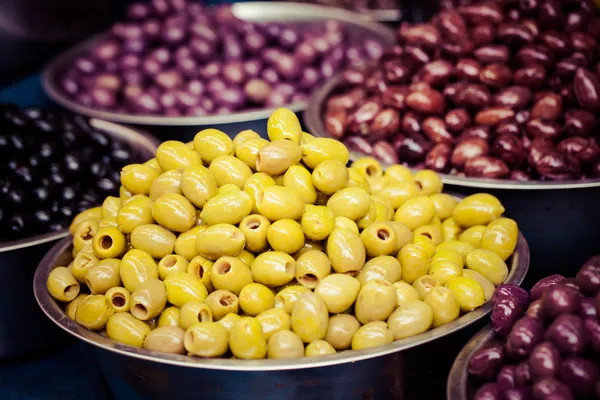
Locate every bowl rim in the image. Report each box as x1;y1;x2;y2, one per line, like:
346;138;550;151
303;72;600;191
446;325;496;400
34;203;530;372
41;1;396;127
0;118;159;254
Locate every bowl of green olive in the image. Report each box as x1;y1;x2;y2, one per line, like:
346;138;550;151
34;108;529;399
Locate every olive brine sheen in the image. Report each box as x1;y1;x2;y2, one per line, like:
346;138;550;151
48;107;520;360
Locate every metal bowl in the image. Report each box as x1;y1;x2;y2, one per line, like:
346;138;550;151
304;72;600;282
34;215;528;399
41;2;396;142
446;325;500;400
0;119;158;361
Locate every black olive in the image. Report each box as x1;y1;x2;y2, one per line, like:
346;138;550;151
89;161;107;178
56;206;74;220
61;186;77;202
48;222;66;232
6;189;25;208
8;214;27;235
8;134;25;151
22;107;42;120
63;153;81;175
39;142;54;160
33;210;52;227
47;171;65;187
89;131;112;150
33;186;50;203
111;147;131;163
14;166;34;185
97;178;118;194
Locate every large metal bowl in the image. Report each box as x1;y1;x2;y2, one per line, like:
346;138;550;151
0;119;158;361
304;73;600;282
41;2;396;142
34;217;528;399
446;325;501;400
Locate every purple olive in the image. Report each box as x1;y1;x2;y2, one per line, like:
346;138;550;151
545;314;586;354
515;361;532;387
506;316;544;359
468;341;506;379
578;297;597;319
559;357;599;397
497;365;517;389
575;256;600;295
492;297;529;337
526;300;544;320
541;284;581;318
532;378;573;400
503;387;532;400
531;275;567;300
583;317;600;352
528;341;560;379
474;383;506;400
493;284;531;305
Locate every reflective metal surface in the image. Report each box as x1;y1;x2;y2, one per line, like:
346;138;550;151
0;119;158;360
304;72;600;277
42;2;396;142
34;212;528;398
447;325;496;400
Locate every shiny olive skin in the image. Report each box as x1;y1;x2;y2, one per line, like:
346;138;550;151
463;269;496;301
481;218;518;261
267;219;305;254
209;155;253;190
193;129;233;164
101;197;121;220
466;249;509;286
436;240;476;258
157;306;180;328
301;205;335;242
257;186;305;221
355;279;397;324
284;165;318;204
301;137;350;169
185;322;229;358
239;214;270;253
326;228;366;275
105;287;131;313
69;207;102;235
120;249;158;293
256;308;291;341
217;313;242;334
327;187;371;221
156;141;201;171
130;224;176;259
430;193;459;220
251;252;295;287
120;164;161;195
143;326;186;355
428;259;462;285
163;271;208;307
351;321;394;350
130;279;167;321
47;266;80;302
334;216;360;234
387;300;434;340
441;218;462;242
72;245;99;283
351;157;383;179
85;258;121;295
235;137;269;171
211;256;253;295
312;160;349;195
453;193;505;228
196;223;245;260
204;290;239;321
65;294;88;320
267;108;302;144
389;222;414;254
291;292;329;343
274;285;312;314
459;226;486;248
179;301;213;330
239;283;275;317
174;226;205;261
244;173;277;214
413;170;443;196
394;196;437;231
305;340;337;357
414;223;443;246
325;314;361;351
267;330;305;359
149;169;183;201
431;249;464;269
446;276;486;312
295;250;332;289
106;312;151;348
360;221;398;258
398;243;430;285
229;316;267;359
92;226;127;259
186;255;214;291
158;255;189;280
75;294;114;331
180;165;217;208
413;275;442;300
232;130;260;152
315;274;360;314
256;140;302;176
424;287;460;327
117;195;155;234
357;256;402;286
385;164;413;183
152;193;196;233
379;181;420;210
347;168;372;194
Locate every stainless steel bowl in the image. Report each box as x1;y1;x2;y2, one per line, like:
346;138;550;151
34;215;529;399
41;2;396;142
304;73;600;281
446;325;499;400
0;119;158;361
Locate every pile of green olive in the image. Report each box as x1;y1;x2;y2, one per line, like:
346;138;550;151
47;108;518;360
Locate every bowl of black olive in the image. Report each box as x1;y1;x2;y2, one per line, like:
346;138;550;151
0;104;158;360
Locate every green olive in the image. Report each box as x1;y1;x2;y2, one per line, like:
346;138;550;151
384;164;413;183
453;193;505;228
205;290;239;320
412;275;442;300
355;279;397;324
459;226;486;248
465;249;509;286
356;202;378;231
392;281;420;307
424;287;460;327
217;313;242;334
235;137;269;170
156;140;202;171
379;181;420;210
398;243;430;285
267;108;302;143
315;273;360;314
179;301;213;330
200;186;253;226
294;250;331;289
180;164;218;208
333;216;359;234
326;228;366;275
152;193;196;233
388;221;414;254
326;187;371;221
239;214;270;253
387;300;433;340
351;157;383;179
185;322;229;357
69;207;102;235
65;294;88;320
130;224;176;259
351;321;393;350
120;164;161;195
229;316;267;359
283;165;318;204
413;170;443;196
360;221;398;258
243;173;277;213
325;314;360;351
256;308;291;341
47;266;80;302
232;129;260;152
435;240;476;258
173;226;205;262
106;312;151;347
300;137;350;169
357;256;402;286
430;193;459;220
149;169;183;201
394;196;437;231
238;283;275;317
256;140;302;175
480;218;518;261
257;186;305;221
100;196;120;219
163;272;208;307
301;205;335;241
441;218;462;242
267;330;305;359
462;269;496;301
144;326;186;354
428;259;462;285
267;219;305;254
273;285;311;314
195;223;245;260
312;160;349;195
293;240;324;260
291;292;329;343
193;129;233;164
446;276;486;312
305;340;336;357
117;195;154;234
371;195;393;222
120;249;158;293
347;167;372;194
75;294;114;331
251;252;295;287
130;279;167;321
85;258;121;295
209;155;253;189
158;306;180;327
413;224;443;246
211;256;253;295
367;176;390;193
72;244;98;282
157;254;189;280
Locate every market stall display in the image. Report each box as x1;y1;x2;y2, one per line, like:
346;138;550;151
34;108;528;398
0;110;157;360
448;255;600;400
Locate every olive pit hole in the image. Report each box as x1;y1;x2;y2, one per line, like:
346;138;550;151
285;262;295;276
132;304;149;319
246;219;261;230
219;295;236;307
344;271;359;277
215;261;231;275
365;165;378;176
376;229;390;241
414;181;423;190
421;233;432;239
199;310;211;322
298;274;318;287
82;227;94;241
64;284;79;298
100;235;113;249
163;256;177;267
112;294;126;308
197;265;205;279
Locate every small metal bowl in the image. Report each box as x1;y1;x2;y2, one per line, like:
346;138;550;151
41;2;396;142
0;119;158;361
34;209;529;399
446;325;499;400
304;72;600;281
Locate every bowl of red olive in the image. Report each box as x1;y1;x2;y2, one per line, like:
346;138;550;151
304;0;600;276
42;1;395;142
447;255;600;400
0;105;158;360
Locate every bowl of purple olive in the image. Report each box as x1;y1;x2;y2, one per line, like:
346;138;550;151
42;1;395;141
447;255;600;400
0;104;158;359
304;0;600;275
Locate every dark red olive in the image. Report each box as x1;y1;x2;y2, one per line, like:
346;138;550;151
570;32;596;54
504;387;532;400
382;86;409;110
531;93;563;120
492;297;529;337
474;45;510;64
574;68;600;111
497;365;516;389
541;284;581;317
494;87;533;111
510;169;531;181
545;314;586;355
402;112;422;135
437;10;468;41
555;53;588;79
344;136;373;156
458;3;504;25
495;121;520;137
578;298;597;319
583;317;600;352
449;83;492;109
526;300;544;320
559;357;599;397
425;143;452;173
468;341;505;379
372;141;399;165
480;64;513;88
474;383;505;400
529;341;561;379
493;135;526;167
398;23;440;49
515;45;554;69
575;256;600;295
540;31;571;56
422;117;453;144
527;138;555;168
383;60;412;85
497;22;534;45
514;65;547;89
455;58;482;81
419;60;454;87
557;137;600;164
515;361;532;387
406;87;446;115
445;108;471;132
532;378;573;400
325;109;347;139
397;135;431;163
475;108;515;126
506;316;544;359
564;109;597;137
451;138;489;168
525;119;562;141
458;126;491;142
535;152;581;180
369;108;401;141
